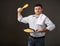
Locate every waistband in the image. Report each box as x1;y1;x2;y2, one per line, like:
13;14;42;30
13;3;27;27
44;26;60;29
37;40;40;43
30;35;45;39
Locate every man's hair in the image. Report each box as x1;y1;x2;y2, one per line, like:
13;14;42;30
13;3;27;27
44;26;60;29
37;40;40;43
34;4;43;9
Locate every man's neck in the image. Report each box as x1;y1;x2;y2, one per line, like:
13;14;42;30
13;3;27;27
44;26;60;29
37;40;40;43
35;13;42;17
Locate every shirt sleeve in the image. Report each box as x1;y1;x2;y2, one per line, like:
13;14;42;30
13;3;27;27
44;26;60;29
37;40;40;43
17;16;29;24
45;17;56;31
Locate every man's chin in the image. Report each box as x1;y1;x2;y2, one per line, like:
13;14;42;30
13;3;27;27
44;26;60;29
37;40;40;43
35;13;40;15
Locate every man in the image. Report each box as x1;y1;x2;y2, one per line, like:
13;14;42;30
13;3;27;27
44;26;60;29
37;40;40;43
17;4;55;46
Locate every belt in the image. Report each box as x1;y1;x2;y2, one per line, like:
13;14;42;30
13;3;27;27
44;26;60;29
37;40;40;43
30;36;45;39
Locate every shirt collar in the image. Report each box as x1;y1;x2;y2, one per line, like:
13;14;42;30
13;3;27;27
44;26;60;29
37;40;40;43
33;14;42;18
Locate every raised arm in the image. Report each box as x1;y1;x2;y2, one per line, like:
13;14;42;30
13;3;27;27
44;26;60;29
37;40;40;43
17;8;29;23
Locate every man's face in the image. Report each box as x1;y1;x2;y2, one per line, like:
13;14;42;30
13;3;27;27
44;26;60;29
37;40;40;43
34;6;43;15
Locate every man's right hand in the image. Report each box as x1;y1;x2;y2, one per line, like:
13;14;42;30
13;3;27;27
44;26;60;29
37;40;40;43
17;8;23;17
17;8;23;13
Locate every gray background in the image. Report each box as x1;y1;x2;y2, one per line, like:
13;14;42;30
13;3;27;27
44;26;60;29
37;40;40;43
0;0;60;46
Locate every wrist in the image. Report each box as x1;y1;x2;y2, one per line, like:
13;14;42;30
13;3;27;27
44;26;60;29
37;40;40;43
37;28;48;32
44;28;48;32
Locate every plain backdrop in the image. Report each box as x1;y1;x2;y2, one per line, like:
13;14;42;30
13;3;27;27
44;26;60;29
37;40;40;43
0;0;60;46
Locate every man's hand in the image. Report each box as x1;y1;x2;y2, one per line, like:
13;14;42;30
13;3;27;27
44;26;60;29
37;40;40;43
17;8;23;17
37;28;48;32
17;8;23;13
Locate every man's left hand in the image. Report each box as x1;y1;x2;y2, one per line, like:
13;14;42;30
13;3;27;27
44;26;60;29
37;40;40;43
37;28;48;32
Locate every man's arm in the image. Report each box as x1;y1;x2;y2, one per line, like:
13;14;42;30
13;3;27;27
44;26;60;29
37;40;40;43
17;8;29;23
17;8;23;22
45;17;56;31
17;8;23;18
37;16;55;32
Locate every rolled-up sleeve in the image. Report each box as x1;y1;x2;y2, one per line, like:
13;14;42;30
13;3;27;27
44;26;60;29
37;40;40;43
45;17;56;31
17;16;29;24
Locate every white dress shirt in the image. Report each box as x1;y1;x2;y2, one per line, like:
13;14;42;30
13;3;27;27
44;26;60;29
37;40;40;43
17;14;55;37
